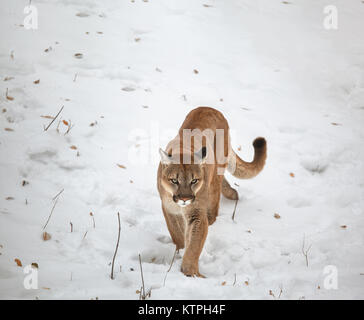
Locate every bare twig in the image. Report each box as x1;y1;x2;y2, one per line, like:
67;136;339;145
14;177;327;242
90;212;96;228
302;235;312;267
231;199;238;221
138;286;142;300
163;247;177;286
44;105;64;131
139;254;146;299
110;212;121;280
82;231;88;240
52;188;64;201
43;197;59;230
278;286;283;299
233;273;237;286
70;221;73;233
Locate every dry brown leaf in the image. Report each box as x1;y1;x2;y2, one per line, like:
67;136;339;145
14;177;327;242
31;262;39;269
34;79;40;84
70;145;77;150
74;53;83;59
244;281;249;286
42;287;51;290
134;38;141;42
237;145;242;151
2;108;7;113
193;69;199;74
62;120;69;126
289;172;295;178
42;232;51;241
274;213;281;219
6;95;14;101
40;115;54;119
340;225;347;229
6;196;14;200
117;164;126;169
14;258;22;267
221;281;226;286
136;289;141;294
5;128;14;131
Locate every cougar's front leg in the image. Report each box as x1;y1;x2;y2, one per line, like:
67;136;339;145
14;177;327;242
181;209;208;277
162;205;185;250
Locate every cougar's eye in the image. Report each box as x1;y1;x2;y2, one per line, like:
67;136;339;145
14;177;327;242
170;179;178;185
191;179;198;184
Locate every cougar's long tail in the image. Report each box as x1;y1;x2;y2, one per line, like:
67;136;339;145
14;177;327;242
227;137;267;179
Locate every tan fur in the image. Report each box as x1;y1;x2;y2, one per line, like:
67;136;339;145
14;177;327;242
157;107;267;277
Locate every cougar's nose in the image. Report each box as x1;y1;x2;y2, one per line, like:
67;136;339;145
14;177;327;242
180;195;194;202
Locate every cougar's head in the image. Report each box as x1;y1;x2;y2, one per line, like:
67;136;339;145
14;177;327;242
159;147;207;207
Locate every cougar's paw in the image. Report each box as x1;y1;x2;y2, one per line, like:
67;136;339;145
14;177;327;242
181;263;205;278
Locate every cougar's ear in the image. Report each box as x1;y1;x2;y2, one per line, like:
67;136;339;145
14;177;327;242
159;148;172;164
194;146;207;164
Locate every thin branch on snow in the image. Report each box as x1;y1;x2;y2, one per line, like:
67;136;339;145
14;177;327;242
139;254;147;300
302;235;312;267
233;273;237;286
231;199;238;221
278;286;283;299
43;188;64;230
163;246;178;286
43;197;61;230
52;188;64;201
44;105;64;131
82;231;88;240
110;212;121;280
90;212;96;228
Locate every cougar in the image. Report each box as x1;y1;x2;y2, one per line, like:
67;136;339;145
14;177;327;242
157;107;267;277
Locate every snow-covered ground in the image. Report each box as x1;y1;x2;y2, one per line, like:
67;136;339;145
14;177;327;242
0;0;364;300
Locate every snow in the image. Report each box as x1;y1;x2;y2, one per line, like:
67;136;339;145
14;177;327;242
0;0;364;300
